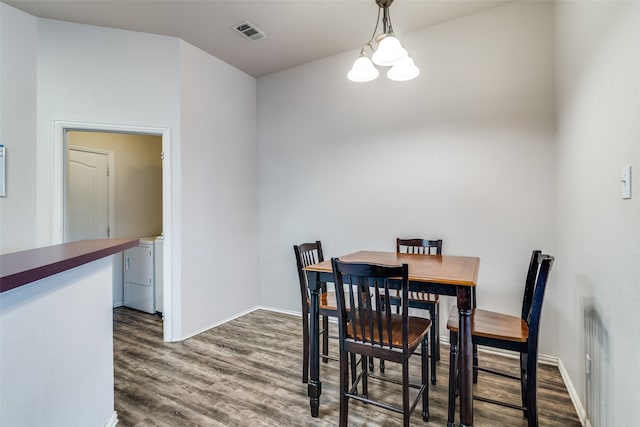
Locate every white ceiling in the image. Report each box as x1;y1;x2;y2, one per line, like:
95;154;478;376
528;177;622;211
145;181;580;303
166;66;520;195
5;0;511;78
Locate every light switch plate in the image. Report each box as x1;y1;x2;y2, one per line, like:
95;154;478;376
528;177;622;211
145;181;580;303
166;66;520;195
621;165;631;199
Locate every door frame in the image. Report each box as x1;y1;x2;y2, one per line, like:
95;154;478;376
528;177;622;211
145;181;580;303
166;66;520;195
53;120;177;342
66;145;115;241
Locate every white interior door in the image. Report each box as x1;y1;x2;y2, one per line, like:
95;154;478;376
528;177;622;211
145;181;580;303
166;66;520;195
67;147;111;241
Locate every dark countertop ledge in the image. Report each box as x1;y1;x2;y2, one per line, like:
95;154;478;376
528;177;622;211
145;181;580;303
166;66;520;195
0;238;140;294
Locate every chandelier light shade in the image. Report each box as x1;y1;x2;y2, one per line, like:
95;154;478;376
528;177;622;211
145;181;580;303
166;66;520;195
348;0;419;82
387;56;420;81
371;35;407;66
347;55;380;82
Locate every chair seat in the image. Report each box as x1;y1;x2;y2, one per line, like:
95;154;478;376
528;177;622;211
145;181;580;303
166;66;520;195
447;307;529;343
347;314;431;349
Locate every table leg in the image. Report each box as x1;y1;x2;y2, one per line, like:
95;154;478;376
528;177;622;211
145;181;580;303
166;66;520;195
457;287;473;427
307;271;321;417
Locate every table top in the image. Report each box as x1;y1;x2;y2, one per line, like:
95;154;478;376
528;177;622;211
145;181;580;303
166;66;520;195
304;250;479;287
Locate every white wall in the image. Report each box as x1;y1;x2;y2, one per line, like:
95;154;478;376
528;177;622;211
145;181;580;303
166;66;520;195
555;2;640;425
0;258;116;427
36;18;181;246
0;3;38;253
34;18;186;338
257;1;557;353
178;40;258;336
36;19;260;339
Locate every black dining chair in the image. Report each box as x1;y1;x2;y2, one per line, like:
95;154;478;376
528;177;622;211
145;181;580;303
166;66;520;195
395;238;442;385
294;241;337;383
446;250;554;427
332;258;431;427
294;241;358;384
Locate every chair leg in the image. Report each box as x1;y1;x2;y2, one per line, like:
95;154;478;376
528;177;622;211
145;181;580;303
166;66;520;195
367;357;386;374
521;353;528;418
526;352;538;427
429;304;438;385
302;312;309;384
434;303;441;361
350;352;357;394
473;343;479;383
322;314;329;363
339;351;350;427
447;332;458;427
472;288;478;384
422;335;430;421
403;354;410;427
362;355;369;399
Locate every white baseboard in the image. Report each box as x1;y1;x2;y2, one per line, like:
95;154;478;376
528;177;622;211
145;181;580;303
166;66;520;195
256;305;301;317
180;306;264;340
439;335;559;366
558;358;589;427
104;411;118;427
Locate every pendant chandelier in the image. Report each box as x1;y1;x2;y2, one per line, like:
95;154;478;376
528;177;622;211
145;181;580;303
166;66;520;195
348;0;419;83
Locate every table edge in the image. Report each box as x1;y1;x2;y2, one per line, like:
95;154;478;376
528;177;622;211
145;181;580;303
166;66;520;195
303;251;479;287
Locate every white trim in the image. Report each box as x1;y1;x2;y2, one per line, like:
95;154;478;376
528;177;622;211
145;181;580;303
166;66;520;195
256;305;302;317
104;411;118;427
53;120;177;342
558;358;589;427
538;353;559;366
179;306;308;340
439;335;560;367
180;306;263;341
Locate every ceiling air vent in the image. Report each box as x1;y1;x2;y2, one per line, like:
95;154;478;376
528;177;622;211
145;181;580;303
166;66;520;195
233;21;268;41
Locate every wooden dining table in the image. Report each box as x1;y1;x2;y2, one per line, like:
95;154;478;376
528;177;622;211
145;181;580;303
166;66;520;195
304;250;480;426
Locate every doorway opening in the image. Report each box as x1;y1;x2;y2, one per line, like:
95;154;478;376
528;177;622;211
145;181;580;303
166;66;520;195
66;131;162;316
53;120;177;342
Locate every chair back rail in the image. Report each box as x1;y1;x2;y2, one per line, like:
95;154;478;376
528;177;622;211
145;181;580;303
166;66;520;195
521;250;542;321
294;241;324;306
396;238;442;255
526;253;554;350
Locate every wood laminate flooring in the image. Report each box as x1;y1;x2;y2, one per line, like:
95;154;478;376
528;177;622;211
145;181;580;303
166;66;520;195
113;307;581;426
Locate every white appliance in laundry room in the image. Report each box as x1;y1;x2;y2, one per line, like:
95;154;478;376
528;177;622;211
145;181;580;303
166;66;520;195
124;236;163;314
